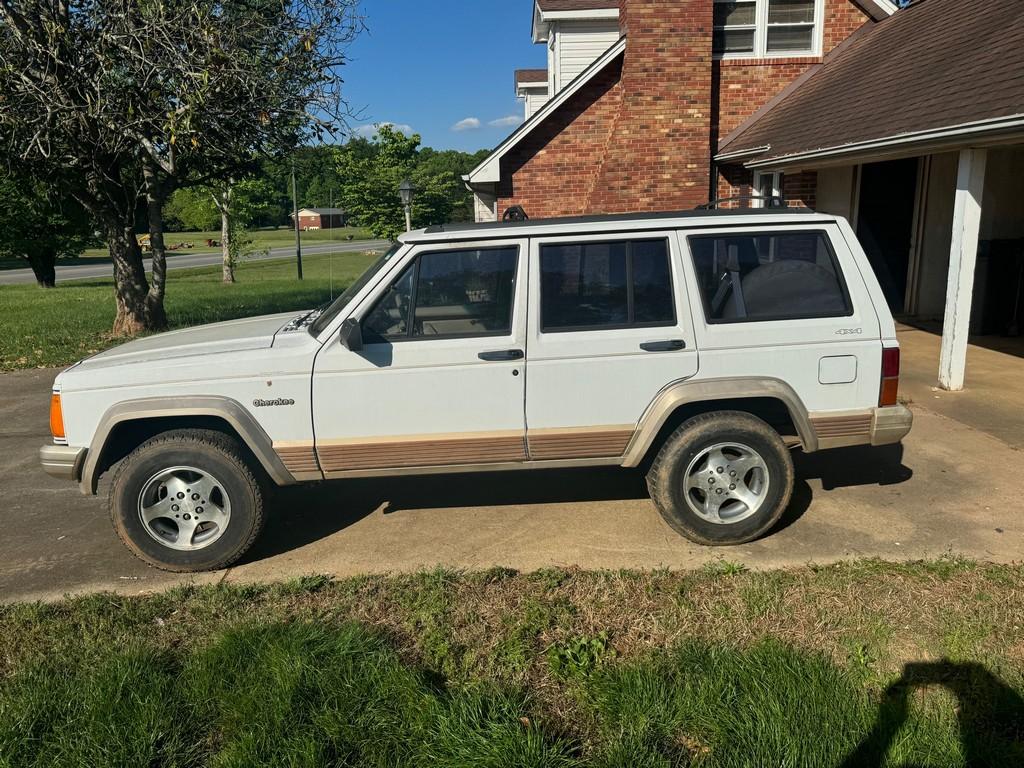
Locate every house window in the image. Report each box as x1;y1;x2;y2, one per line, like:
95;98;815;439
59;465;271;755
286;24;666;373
752;171;784;207
713;0;821;59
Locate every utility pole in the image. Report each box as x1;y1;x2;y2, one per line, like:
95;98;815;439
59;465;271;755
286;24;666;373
291;159;304;280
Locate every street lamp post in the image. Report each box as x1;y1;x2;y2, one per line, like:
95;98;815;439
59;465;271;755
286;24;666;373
398;179;417;232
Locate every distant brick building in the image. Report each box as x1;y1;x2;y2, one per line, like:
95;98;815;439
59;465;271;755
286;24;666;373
465;0;895;220
292;208;347;231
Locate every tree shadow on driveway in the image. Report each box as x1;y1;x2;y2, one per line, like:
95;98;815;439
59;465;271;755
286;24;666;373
243;446;913;563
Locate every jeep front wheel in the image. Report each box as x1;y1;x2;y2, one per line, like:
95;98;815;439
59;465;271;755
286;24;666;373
109;429;267;572
646;411;794;546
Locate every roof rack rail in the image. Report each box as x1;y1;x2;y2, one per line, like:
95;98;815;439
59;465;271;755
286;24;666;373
696;195;790;210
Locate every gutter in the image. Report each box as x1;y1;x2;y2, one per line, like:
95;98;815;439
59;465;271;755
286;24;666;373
741;113;1024;170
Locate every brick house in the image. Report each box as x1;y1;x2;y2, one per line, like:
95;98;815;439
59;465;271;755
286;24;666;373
465;0;1024;391
291;207;347;231
465;0;896;222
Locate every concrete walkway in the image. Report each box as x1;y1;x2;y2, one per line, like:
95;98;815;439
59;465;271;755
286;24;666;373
1;358;1021;602
897;324;1024;449
0;240;391;286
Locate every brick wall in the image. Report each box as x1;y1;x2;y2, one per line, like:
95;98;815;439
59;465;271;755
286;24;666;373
495;0;871;219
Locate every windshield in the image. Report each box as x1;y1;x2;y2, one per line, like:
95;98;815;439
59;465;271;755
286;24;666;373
308;243;404;337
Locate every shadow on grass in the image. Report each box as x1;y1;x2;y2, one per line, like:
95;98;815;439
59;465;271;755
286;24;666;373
245;443;912;564
2;621;1019;767
841;661;1024;767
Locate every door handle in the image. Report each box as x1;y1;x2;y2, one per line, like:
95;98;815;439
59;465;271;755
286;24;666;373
640;339;687;352
478;349;524;362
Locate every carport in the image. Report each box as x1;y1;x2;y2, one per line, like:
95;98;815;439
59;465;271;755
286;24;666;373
715;0;1024;390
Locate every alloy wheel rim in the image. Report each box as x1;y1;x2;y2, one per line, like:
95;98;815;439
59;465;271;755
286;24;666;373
683;442;770;525
137;466;232;551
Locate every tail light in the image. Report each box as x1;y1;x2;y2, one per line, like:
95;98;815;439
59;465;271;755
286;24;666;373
49;393;66;440
879;346;900;407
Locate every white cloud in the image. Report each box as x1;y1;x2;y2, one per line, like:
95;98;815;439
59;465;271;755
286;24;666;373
489;115;523;128
353;122;414;138
451;117;482;132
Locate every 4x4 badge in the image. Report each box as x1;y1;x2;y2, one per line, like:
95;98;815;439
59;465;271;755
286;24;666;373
253;398;295;407
835;328;863;335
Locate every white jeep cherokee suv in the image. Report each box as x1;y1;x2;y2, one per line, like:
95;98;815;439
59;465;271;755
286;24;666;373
40;208;912;572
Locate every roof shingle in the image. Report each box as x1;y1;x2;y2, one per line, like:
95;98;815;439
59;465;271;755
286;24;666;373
720;0;1024;163
515;68;548;84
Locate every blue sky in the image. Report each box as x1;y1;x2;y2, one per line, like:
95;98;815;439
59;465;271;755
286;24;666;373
342;0;547;153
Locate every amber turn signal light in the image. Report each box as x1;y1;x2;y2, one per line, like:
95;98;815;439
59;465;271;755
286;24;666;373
879;347;900;407
50;393;66;440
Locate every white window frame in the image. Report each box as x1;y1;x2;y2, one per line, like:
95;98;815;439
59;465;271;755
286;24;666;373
713;0;824;60
752;171;784;207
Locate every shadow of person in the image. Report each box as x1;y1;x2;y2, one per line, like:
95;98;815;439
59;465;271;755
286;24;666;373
841;660;1024;767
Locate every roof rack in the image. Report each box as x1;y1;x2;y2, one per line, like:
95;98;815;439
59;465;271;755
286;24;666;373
422;206;814;235
695;195;789;210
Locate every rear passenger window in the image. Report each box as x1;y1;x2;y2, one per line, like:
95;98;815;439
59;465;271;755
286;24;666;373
540;239;675;332
688;231;851;323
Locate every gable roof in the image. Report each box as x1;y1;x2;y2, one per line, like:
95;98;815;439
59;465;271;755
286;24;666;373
718;0;1024;169
466;37;626;186
294;208;345;216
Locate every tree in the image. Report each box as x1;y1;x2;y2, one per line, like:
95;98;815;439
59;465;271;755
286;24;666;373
0;0;362;335
336;126;486;240
0;172;95;287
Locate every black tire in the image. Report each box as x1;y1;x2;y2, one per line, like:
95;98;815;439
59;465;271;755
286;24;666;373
646;411;794;546
108;429;267;572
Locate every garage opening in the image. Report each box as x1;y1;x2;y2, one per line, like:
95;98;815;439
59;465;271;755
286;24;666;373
856;158;920;313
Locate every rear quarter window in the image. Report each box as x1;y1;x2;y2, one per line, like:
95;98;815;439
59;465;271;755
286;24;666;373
687;230;852;323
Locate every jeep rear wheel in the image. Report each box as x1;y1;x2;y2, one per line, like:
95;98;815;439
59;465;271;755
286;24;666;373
109;429;266;572
646;411;794;546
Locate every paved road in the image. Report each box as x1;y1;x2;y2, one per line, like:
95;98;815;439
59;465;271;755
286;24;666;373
2;367;1021;602
0;240;391;286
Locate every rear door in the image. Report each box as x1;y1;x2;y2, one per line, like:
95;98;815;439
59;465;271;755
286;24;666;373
524;231;699;461
311;238;529;475
679;222;882;419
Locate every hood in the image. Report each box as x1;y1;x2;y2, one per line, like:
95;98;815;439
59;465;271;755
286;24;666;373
76;311;305;370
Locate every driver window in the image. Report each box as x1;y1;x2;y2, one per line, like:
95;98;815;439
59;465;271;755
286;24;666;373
362;246;519;341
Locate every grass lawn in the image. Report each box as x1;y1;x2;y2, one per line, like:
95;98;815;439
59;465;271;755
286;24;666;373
1;560;1022;766
0;226;375;271
0;251;378;371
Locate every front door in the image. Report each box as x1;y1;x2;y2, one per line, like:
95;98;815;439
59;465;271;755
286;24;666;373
311;239;528;476
857;158;919;313
524;231;699;460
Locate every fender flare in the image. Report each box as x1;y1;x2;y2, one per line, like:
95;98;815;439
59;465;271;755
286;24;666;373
80;396;298;495
620;377;817;467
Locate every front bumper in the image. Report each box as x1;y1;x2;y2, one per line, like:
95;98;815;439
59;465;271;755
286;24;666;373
39;445;87;481
871;404;914;446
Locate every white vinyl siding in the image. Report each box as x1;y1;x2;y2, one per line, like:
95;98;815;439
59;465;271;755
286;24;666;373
523;89;550;121
552;20;620;92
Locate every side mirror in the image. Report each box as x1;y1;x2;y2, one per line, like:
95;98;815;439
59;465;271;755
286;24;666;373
338;317;363;352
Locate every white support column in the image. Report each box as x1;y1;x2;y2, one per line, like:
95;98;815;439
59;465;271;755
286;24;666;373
938;148;987;391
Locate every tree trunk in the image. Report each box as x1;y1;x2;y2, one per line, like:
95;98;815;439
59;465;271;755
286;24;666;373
108;224;158;336
26;248;56;288
143;165;169;330
220;187;235;283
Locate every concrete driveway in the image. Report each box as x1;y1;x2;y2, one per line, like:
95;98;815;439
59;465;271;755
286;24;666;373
1;366;1020;602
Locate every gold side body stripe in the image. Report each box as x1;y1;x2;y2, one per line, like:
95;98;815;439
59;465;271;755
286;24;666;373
810;413;873;439
316;434;528;472
276;427;637;473
276;445;319;475
527;427;635;460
